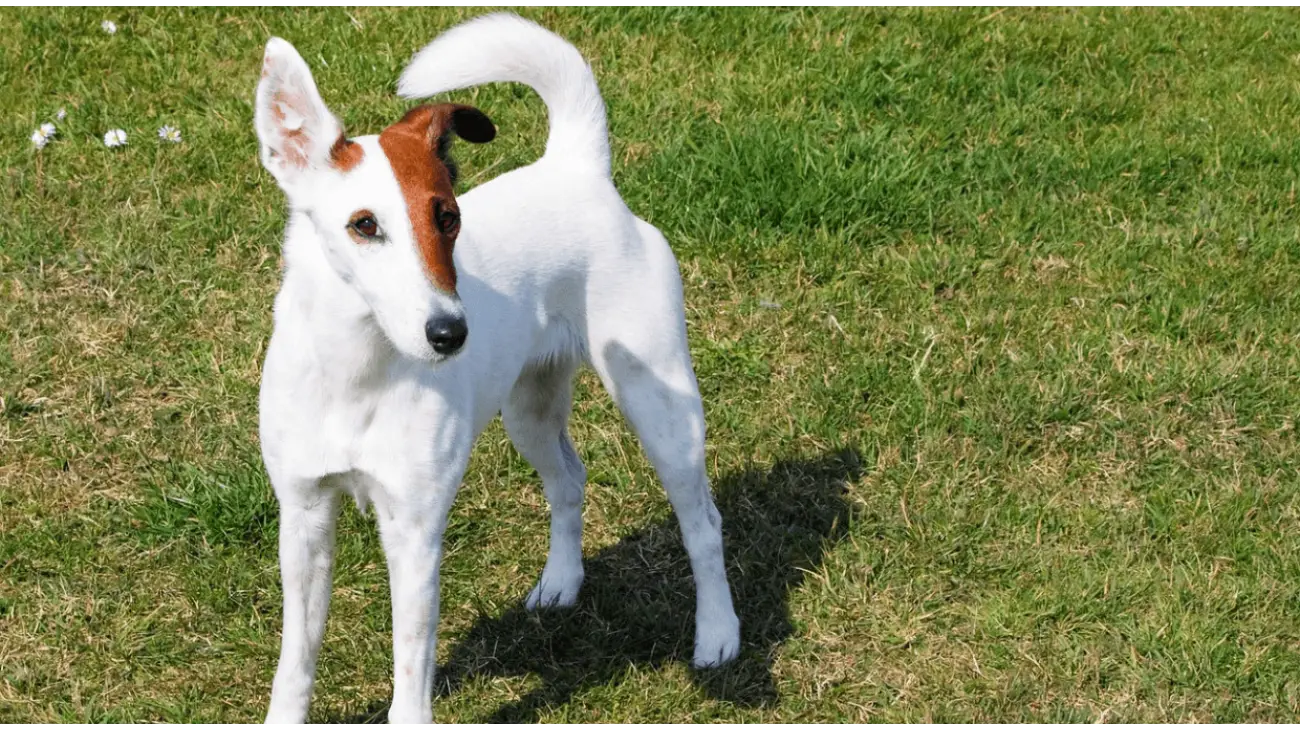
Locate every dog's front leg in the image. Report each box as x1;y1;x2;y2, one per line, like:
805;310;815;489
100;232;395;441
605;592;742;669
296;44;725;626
266;484;340;723
376;485;457;724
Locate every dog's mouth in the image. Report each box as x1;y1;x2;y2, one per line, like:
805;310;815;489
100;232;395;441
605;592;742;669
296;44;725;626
422;345;465;366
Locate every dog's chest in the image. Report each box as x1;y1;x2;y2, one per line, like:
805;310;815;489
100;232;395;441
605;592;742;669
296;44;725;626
263;351;409;477
319;391;378;461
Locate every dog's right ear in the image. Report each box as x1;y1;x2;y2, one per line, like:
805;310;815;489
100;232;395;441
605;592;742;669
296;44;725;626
254;37;345;194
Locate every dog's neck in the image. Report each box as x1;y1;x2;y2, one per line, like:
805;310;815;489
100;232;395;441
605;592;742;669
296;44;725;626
275;212;398;384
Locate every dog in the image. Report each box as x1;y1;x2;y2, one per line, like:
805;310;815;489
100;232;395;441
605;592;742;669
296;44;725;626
254;12;741;724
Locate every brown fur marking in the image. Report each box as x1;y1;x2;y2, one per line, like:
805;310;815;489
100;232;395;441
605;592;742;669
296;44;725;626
329;133;364;172
377;105;461;293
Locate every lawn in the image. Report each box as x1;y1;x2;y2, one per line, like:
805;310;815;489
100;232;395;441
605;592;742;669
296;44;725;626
3;7;1300;723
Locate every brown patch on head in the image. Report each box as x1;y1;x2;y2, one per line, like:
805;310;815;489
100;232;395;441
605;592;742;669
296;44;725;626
377;103;496;294
329;133;364;172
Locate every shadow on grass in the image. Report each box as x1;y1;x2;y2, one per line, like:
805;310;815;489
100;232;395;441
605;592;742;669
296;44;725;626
331;448;862;723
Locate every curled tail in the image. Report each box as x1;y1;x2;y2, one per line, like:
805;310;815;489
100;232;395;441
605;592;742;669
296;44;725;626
398;13;610;172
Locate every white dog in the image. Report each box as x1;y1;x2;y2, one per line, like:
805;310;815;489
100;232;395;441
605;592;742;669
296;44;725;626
254;13;741;723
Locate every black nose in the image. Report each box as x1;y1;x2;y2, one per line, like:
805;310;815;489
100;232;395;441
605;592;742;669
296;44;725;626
425;314;467;355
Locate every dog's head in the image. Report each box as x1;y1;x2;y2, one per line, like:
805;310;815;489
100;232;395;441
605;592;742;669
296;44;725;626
254;38;494;363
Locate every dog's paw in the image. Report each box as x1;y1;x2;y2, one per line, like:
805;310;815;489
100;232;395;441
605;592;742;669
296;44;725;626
692;612;741;669
265;709;307;725
386;707;433;724
524;565;583;610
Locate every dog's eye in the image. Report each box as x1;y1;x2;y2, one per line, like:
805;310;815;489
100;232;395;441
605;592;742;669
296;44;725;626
349;213;381;240
437;209;459;234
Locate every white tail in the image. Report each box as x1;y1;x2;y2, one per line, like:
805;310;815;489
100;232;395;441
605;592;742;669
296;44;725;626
398;13;610;172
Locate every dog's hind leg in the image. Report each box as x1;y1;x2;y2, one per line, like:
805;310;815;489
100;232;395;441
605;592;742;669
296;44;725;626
504;359;588;610
587;236;741;668
266;478;340;723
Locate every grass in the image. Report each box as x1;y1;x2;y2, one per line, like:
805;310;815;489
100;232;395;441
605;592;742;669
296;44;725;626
2;6;1300;722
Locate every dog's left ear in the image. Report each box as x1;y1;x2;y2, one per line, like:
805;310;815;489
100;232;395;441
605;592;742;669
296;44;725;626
433;105;494;183
254;37;346;194
387;104;495;185
418;103;496;163
440;104;496;145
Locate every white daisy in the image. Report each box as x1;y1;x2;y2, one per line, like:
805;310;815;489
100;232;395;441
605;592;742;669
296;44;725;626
101;20;117;34
31;129;49;150
103;129;127;148
56;108;67;121
39;122;56;138
157;125;182;144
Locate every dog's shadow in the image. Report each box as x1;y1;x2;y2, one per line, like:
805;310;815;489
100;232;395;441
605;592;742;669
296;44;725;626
332;448;862;723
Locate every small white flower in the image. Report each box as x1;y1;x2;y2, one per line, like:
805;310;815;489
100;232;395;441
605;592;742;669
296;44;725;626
101;20;117;34
157;125;182;144
39;122;56;138
103;129;127;148
56;108;67;121
31;129;49;150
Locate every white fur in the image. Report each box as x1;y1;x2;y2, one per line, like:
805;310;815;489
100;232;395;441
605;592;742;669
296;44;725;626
399;12;611;170
257;14;740;724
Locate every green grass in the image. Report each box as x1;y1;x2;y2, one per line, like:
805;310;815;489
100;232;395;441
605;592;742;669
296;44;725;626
3;6;1300;722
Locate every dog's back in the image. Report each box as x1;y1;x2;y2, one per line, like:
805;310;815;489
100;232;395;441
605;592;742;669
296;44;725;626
402;14;687;381
400;17;740;672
